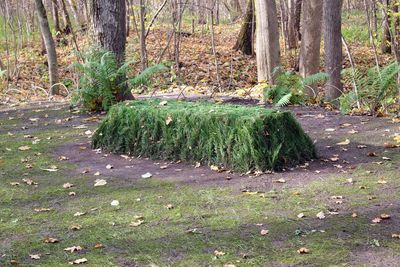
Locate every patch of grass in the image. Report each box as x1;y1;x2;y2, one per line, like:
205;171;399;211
1;106;400;266
93;99;316;172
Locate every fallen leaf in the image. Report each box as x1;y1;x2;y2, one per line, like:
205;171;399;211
22;178;38;185
94;179;107;187
63;183;74;189
316;211;325;219
34;208;51;212
260;229;269;236
29;254;41;260
194;162;201;168
111;200;120;206
380;214;391;220
69;192;76;196
214;250;225;256
69;258;87;265
141;172;153;179
325;128;335;132
106;164;113;169
94;171;101;176
130;220;144;227
391;234;400;238
273;178;286;183
10;182;20;186
297;247;310;254
166;204;174;210
44;237;58;243
297;213;305;218
382;157;391;161
70;224;82;230
74;212;86;217
159;100;168;106
372;217;382;224
18;146;31;151
336;139;350;146
165;116;173;125
352;213;358;218
64;246;83;253
348;129;358;134
94;243;104;249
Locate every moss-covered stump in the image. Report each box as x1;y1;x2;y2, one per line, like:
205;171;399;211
92;100;316;172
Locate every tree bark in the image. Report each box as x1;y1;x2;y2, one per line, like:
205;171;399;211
286;0;299;49
381;0;392;54
51;0;61;33
92;0;133;100
255;0;280;82
35;0;59;95
299;0;323;96
323;0;343;102
233;0;255;55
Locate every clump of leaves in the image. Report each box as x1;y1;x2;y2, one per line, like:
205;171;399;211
339;62;400;114
72;48;166;112
264;67;329;107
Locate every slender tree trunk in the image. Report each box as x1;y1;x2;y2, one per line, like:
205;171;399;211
35;0;59;95
139;0;148;70
255;0;280;82
92;0;133;100
60;0;72;34
233;0;255;55
51;0;61;33
299;0;323;96
381;0;392;54
323;0;343;102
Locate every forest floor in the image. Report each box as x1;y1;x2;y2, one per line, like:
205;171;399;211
0;97;399;266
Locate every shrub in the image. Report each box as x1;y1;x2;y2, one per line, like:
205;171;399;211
72;49;166;112
92;99;316;172
340;62;400;114
264;67;329;107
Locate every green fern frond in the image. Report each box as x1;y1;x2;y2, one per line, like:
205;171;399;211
276;93;292;107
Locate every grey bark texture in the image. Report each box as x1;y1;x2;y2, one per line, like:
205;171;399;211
323;0;343;102
255;0;280;83
233;0;255;55
299;0;323;96
35;0;59;95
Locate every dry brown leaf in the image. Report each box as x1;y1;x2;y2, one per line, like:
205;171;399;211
63;183;74;189
44;237;59;243
297;247;310;254
29;254;41;260
214;250;226;256
64;246;82;253
69;258;87;265
260;229;269;236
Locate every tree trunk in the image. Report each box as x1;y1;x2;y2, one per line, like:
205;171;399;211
66;0;83;29
381;0;392;54
299;0;323;96
255;0;280;83
51;0;61;33
323;0;343;102
233;0;255;55
35;0;59;95
286;0;298;49
92;0;133;100
139;0;148;70
60;0;72;34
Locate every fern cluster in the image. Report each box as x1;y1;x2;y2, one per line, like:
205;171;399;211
340;62;400;114
92;99;316;172
264;67;329;107
72;48;166;112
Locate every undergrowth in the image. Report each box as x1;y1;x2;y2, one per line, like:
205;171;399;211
92;99;316;172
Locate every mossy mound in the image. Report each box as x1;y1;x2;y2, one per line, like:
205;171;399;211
92;99;316;172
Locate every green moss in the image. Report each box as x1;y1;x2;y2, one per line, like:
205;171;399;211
92;100;316;172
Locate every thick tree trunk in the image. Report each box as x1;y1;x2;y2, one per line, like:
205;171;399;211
299;0;323;96
92;0;133;100
255;0;280;82
233;0;255;55
35;0;59;95
323;0;343;102
51;0;61;33
381;0;392;54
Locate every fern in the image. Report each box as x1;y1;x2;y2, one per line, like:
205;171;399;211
340;62;400;114
264;67;328;107
72;48;166;112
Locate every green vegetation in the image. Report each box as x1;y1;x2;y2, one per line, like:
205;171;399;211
72;49;166;111
264;68;329;107
92;99;316;172
340;62;400;114
1;107;400;266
